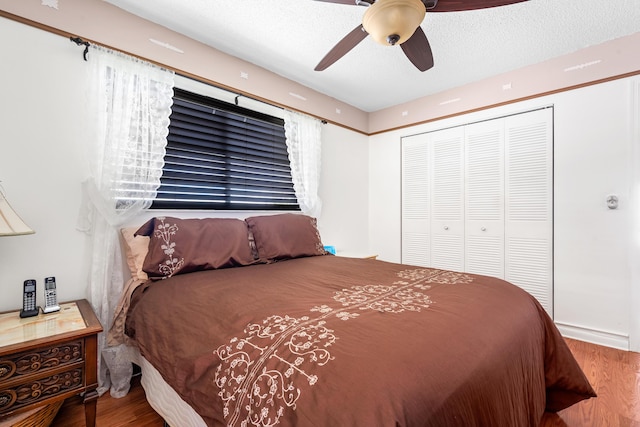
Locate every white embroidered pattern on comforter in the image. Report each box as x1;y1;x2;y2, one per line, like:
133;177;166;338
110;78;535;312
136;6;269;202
214;268;472;427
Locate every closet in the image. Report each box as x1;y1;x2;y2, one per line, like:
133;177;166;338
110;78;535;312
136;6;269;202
401;108;553;315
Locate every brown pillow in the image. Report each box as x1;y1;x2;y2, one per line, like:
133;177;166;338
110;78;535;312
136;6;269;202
135;216;255;279
245;213;327;262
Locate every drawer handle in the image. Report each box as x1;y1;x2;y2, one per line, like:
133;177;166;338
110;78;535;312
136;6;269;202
444;226;449;231
481;227;487;231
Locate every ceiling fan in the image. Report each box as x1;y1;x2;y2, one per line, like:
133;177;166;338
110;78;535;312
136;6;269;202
313;0;528;72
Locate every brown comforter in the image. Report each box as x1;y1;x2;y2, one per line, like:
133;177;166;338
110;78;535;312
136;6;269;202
125;255;595;427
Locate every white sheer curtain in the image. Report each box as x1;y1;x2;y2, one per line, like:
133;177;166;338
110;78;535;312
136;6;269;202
78;45;174;397
283;110;323;218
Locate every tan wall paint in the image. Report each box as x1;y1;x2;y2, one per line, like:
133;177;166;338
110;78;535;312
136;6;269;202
0;0;369;133
1;0;639;135
369;33;640;134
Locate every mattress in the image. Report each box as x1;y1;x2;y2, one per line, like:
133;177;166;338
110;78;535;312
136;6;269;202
131;346;206;427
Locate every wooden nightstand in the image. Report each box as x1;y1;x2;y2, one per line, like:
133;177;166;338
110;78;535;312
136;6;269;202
0;300;102;427
336;251;378;260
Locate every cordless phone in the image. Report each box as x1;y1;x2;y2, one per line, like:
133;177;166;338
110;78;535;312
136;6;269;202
43;276;60;314
20;279;40;318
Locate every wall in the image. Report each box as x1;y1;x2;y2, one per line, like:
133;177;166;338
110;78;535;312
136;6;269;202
0;0;369;134
0;18;369;313
1;10;638;352
368;32;640;134
2;2;640;135
369;77;639;351
631;80;640;352
552;80;633;349
317;125;370;253
0;17;88;312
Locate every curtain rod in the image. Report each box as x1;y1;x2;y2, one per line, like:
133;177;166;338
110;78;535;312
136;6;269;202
1;11;354;132
67;37;294;126
67;37;330;125
67;38;260;106
70;36;90;61
67;37;282;112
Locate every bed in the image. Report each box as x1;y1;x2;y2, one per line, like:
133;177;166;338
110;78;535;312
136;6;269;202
111;213;595;427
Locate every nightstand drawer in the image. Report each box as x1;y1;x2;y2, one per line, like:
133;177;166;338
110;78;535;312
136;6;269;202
0;339;83;383
0;367;83;414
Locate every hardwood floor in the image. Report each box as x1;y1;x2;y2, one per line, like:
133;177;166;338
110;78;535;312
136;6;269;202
51;375;164;427
540;339;640;427
51;338;639;426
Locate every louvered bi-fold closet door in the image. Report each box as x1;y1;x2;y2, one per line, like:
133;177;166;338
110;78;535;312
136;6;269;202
401;128;465;270
464;120;505;278
505;108;553;315
401;109;553;316
429;127;465;272
401;134;430;267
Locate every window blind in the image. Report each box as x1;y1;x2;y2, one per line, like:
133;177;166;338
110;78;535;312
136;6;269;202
152;88;299;210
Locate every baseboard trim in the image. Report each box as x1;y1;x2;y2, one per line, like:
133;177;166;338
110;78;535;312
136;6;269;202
555;322;629;350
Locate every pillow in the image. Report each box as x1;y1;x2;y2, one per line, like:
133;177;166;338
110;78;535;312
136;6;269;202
245;213;327;262
135;216;255;279
120;227;150;281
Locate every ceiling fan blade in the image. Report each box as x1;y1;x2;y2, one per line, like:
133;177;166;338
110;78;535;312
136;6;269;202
427;0;528;12
315;24;369;71
401;26;434;72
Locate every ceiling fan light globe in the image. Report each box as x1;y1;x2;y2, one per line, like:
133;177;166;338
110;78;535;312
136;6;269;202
362;0;426;46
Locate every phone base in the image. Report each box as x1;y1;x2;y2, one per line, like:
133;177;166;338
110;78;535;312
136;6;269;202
20;307;40;318
43;305;61;314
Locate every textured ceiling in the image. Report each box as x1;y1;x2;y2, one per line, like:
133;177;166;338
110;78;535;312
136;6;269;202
104;0;640;112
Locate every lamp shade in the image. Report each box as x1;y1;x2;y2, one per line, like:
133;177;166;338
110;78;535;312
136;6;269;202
0;190;34;236
362;0;426;46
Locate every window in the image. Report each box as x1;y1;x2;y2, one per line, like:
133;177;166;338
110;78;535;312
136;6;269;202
152;87;299;210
